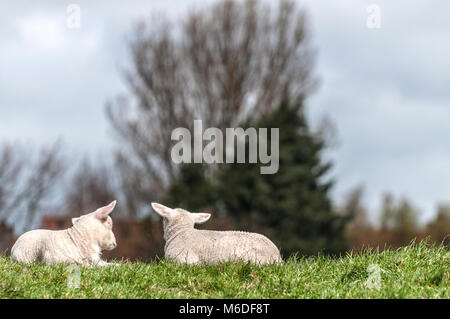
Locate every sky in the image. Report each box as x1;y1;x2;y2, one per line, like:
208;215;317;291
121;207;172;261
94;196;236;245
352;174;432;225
0;0;449;224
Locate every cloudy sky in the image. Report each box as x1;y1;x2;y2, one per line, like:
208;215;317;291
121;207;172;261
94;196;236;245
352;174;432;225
1;0;449;223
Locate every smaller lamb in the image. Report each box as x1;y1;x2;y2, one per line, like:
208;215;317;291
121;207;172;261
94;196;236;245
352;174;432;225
11;201;118;266
151;202;283;265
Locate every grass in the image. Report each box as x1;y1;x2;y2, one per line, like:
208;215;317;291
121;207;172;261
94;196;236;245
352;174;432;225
0;240;448;299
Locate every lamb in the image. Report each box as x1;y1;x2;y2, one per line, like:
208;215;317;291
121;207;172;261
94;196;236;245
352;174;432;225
151;202;283;265
11;201;118;266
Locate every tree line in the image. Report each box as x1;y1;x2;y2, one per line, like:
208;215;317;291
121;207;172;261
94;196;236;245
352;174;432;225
0;0;448;257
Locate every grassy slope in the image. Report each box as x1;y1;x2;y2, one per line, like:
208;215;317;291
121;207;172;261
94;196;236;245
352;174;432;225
0;241;448;299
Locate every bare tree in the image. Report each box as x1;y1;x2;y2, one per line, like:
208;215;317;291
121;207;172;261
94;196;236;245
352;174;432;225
63;158;124;218
379;193;419;246
107;0;318;215
426;204;450;246
0;143;25;220
341;185;369;227
0;141;66;234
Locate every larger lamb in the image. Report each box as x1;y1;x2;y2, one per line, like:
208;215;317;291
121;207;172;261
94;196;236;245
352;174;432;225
11;201;118;266
151;202;283;265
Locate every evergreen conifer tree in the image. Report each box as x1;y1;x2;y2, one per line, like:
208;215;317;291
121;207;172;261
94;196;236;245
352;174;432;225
220;102;349;256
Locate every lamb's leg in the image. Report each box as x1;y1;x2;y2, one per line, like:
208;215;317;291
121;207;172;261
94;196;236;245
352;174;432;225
96;259;109;267
80;256;112;267
96;259;121;267
96;259;120;267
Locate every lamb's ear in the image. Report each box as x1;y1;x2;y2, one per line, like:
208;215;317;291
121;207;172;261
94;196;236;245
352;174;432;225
94;200;117;220
191;213;211;224
151;202;174;218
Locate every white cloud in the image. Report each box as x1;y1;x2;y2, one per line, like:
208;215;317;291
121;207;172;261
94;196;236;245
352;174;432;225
16;15;68;54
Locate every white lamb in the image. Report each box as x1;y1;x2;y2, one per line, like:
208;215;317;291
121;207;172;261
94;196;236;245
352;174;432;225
151;202;283;265
11;201;118;266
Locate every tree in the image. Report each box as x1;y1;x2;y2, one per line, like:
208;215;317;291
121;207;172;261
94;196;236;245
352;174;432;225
0;143;24;221
162;164;218;213
0;141;66;234
380;193;396;230
106;0;317;215
341;185;369;228
379;193;419;246
219;102;349;256
425;204;450;246
380;193;418;234
63;158;124;218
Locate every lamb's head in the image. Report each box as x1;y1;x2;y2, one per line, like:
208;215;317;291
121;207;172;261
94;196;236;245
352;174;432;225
151;203;211;239
71;200;117;251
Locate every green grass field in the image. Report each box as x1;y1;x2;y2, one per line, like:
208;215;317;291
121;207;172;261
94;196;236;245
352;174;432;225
1;241;448;299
